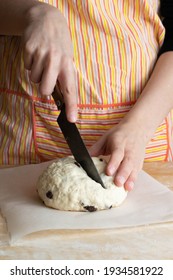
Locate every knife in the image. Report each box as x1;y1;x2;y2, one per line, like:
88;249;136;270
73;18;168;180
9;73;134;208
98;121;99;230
52;89;105;189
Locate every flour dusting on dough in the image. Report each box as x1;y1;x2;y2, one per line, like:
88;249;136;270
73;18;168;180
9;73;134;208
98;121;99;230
37;156;127;212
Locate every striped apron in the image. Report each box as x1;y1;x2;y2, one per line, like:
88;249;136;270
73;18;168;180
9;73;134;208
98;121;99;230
0;0;173;165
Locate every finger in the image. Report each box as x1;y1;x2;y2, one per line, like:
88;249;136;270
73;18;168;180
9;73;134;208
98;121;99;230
113;155;133;187
30;53;45;84
39;53;60;96
58;57;77;123
124;159;144;191
124;170;138;191
23;43;34;71
89;136;106;156
106;149;124;176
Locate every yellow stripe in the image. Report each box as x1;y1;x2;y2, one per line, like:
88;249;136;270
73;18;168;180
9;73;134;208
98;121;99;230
1;0;172;163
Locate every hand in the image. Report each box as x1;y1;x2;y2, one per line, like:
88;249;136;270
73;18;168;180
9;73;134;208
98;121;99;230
89;119;147;191
22;3;77;122
89;52;173;190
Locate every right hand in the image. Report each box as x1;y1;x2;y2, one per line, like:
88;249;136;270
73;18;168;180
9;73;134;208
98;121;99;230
23;3;77;122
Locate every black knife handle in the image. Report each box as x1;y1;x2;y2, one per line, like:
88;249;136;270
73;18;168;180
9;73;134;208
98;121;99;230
52;86;64;110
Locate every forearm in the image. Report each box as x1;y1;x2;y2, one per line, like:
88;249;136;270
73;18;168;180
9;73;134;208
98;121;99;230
0;0;42;35
123;52;173;143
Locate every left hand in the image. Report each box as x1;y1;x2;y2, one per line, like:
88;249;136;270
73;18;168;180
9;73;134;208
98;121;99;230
89;119;147;191
90;52;173;191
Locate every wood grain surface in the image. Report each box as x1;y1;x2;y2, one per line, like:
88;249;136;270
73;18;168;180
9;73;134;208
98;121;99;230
0;162;173;260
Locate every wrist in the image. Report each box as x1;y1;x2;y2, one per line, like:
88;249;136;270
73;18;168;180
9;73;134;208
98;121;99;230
25;2;62;36
121;105;157;145
25;2;47;27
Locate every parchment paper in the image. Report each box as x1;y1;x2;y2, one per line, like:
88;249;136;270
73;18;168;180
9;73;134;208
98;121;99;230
0;160;173;244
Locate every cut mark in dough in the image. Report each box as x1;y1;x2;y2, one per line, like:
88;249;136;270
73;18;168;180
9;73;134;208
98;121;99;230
37;156;128;212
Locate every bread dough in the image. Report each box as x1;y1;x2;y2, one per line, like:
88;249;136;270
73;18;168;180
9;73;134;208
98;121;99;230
37;156;127;212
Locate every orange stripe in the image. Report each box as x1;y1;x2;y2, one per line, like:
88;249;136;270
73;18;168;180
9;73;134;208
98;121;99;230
1;0;171;164
78;101;135;108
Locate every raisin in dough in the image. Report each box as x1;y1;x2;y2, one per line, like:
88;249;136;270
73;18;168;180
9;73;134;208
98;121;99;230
37;156;127;212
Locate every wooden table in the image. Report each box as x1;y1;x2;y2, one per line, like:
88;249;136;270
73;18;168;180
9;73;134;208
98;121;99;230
0;162;173;260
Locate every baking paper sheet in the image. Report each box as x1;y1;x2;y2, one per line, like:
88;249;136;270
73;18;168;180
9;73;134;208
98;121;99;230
0;160;173;244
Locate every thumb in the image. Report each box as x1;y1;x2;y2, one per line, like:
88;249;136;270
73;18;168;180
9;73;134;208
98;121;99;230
89;136;106;157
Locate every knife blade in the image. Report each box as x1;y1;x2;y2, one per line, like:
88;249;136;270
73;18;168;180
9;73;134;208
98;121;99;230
52;90;105;188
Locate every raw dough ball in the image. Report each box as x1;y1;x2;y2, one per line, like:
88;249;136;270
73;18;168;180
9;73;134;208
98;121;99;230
37;156;127;212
